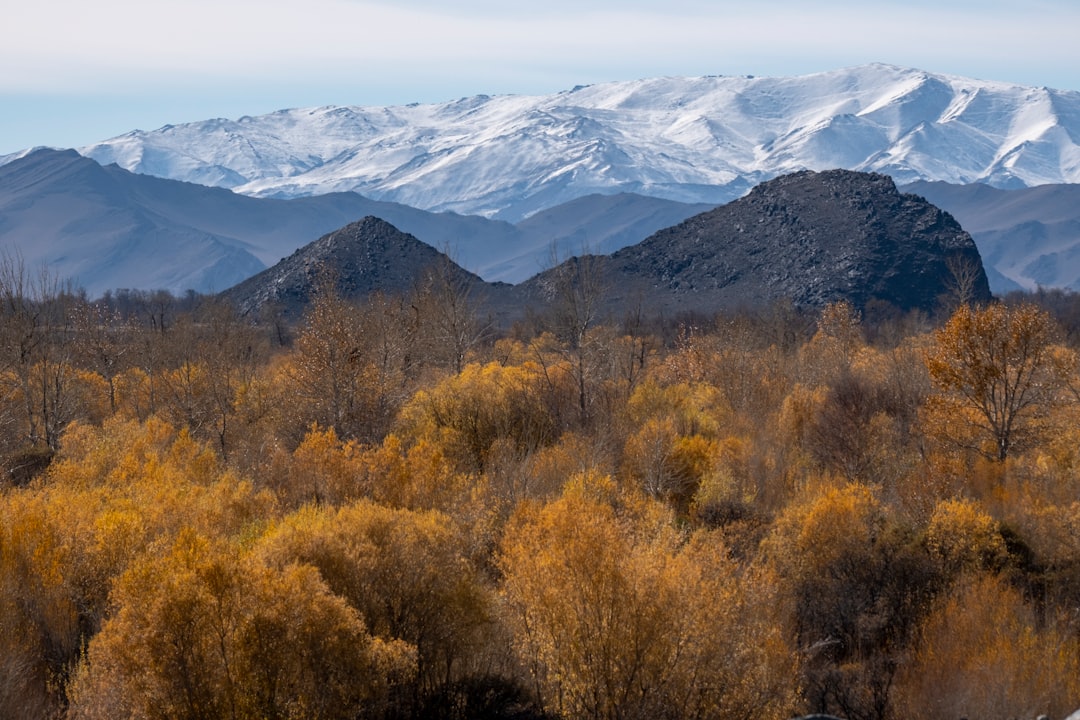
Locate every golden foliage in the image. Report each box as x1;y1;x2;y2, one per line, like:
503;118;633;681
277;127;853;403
6;284;1080;719
68;529;416;720
893;573;1080;720
0;415;279;715
765;482;886;579
924;302;1067;460
924;497;1007;575
625;378;730;437
254;500;492;694
499;475;797;719
398;360;558;472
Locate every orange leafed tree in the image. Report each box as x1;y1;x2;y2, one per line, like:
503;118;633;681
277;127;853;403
254;500;492;698
68;529;416;720
923;302;1068;461
499;473;797;720
893;573;1080;720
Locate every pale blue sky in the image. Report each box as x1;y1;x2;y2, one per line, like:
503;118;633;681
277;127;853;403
3;0;1078;155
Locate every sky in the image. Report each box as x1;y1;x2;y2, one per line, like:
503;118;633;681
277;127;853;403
3;0;1080;155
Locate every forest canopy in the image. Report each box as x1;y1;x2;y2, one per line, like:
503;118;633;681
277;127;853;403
3;262;1080;720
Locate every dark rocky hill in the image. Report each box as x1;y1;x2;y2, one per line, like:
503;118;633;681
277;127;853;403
219;216;508;318
526;169;991;317
222;171;993;323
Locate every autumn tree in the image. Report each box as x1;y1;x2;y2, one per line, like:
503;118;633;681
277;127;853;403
281;277;366;441
411;253;492;374
70;299;135;416
923;302;1069;461
803;360;922;485
923;497;1008;577
621;379;733;510
67;529;416;720
151;299;265;460
0;488;86;717
500;473;797;720
0;255;90;485
120;289;186;418
763;483;940;720
537;248;610;428
398;360;558;473
254;501;494;708
0;414;280;716
892;573;1080;720
283;278;413;444
798;299;865;389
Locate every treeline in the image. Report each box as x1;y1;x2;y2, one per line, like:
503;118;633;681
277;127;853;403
3;258;1080;719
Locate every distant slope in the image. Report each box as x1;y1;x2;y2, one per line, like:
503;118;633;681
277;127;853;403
0;148;528;295
903;181;1080;293
505;193;716;279
76;64;1080;222
521;170;991;316
0;148;265;295
0;149;710;294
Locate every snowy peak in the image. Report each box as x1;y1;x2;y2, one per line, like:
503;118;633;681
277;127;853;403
77;64;1080;221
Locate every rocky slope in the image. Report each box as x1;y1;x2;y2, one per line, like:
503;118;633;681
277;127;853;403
225;170;992;321
903;180;1080;293
218;216;510;318
524;169;992;316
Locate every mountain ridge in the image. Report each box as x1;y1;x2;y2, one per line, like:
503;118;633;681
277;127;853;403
0;148;711;294
218;216;513;319
71;64;1080;222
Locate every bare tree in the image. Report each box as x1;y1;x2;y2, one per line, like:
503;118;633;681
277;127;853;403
0;253;80;473
943;254;984;312
411;252;492;374
537;245;609;427
71;299;135;415
284;271;414;444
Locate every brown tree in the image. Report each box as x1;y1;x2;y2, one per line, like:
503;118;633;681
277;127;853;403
0;254;86;483
283;281;412;444
923;302;1069;461
411;253;492;374
537;247;608;428
500;473;797;720
68;530;415;720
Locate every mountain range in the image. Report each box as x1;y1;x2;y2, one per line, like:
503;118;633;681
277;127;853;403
67;63;1080;223
2;64;1080;298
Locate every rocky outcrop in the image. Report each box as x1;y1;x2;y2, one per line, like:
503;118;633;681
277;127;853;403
219;216;495;317
222;171;994;322
574;169;992;315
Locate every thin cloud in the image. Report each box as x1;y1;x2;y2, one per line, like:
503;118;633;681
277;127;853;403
4;1;1079;92
2;0;1079;151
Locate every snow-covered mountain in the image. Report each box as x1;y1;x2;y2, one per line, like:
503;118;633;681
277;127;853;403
77;64;1080;222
